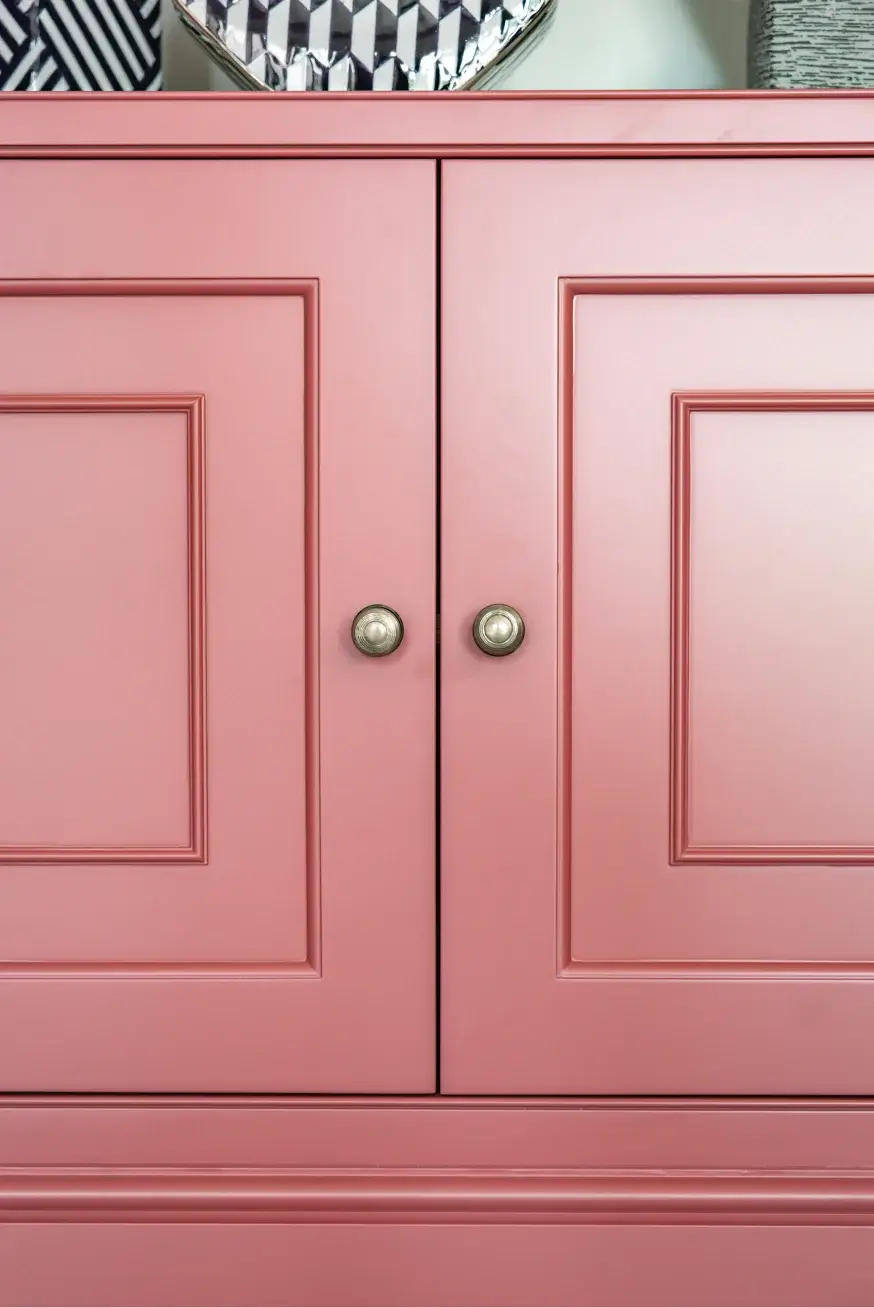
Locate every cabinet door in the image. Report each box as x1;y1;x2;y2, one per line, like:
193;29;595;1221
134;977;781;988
0;159;435;1092
442;158;874;1094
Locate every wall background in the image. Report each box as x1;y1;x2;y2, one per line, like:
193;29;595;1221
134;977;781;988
161;0;751;92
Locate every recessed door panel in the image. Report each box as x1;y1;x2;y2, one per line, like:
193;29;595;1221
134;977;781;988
0;400;196;860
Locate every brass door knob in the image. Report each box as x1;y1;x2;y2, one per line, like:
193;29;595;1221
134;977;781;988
352;605;404;657
472;604;525;656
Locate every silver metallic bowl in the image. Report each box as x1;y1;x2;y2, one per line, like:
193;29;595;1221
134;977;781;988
174;0;558;91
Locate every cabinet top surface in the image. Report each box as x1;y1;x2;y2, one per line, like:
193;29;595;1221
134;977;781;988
1;91;874;157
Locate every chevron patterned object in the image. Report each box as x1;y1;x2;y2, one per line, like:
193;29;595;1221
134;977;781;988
0;0;160;90
174;0;557;91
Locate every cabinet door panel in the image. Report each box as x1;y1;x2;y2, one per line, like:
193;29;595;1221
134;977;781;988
442;158;874;1093
0;160;435;1092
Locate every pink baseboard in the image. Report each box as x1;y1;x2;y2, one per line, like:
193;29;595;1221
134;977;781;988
3;1098;874;1305
7;1223;874;1307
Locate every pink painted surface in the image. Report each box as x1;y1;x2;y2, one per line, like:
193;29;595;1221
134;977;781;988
5;99;874;1308
442;158;874;1094
10;1224;874;1308
6;90;874;158
4;1099;874;1305
0;159;435;1091
5;1096;874;1172
675;394;874;862
0;400;194;857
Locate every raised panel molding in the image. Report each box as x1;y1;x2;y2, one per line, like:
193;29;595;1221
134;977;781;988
0;392;207;864
557;279;874;980
0;279;321;976
671;390;874;867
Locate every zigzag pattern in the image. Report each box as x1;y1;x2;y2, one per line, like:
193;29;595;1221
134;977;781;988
0;0;161;90
177;0;553;91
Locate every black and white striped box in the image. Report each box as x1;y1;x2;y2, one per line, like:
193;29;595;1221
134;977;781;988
0;0;160;91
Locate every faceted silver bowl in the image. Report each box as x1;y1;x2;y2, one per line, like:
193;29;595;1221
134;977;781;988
174;0;557;92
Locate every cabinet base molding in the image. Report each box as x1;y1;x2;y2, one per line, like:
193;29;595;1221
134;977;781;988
4;1164;874;1227
4;1099;874;1305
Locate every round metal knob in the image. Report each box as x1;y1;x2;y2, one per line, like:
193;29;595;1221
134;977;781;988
352;605;404;657
472;604;525;657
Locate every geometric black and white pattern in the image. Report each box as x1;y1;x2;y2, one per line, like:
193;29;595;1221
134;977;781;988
0;0;161;90
174;0;555;91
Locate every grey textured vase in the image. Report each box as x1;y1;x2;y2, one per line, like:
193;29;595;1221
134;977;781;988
174;0;557;91
749;0;874;88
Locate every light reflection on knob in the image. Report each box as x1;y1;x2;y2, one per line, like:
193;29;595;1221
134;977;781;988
473;604;525;657
352;605;404;657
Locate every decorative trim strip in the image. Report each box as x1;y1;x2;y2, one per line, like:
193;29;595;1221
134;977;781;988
2;91;874;159
0;278;318;297
6;1095;874;1171
671;390;874;867
557;279;874;979
4;1165;874;1226
10;144;874;161
0;279;321;975
0;392;207;865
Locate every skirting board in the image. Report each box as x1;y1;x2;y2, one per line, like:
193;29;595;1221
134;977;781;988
4;1098;874;1305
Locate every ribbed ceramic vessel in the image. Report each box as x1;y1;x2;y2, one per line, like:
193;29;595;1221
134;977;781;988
749;0;874;88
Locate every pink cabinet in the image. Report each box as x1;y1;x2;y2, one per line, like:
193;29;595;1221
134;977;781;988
441;157;874;1096
5;95;874;1307
0;156;437;1092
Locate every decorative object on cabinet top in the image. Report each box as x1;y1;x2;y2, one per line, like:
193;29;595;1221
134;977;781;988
173;0;557;92
749;0;874;88
0;0;161;91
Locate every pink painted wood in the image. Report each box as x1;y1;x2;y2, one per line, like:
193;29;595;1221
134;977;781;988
11;1224;874;1307
442;158;874;1094
5;90;874;157
6;1095;874;1172
5;1097;874;1305
0;158;436;1091
5;94;874;1308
